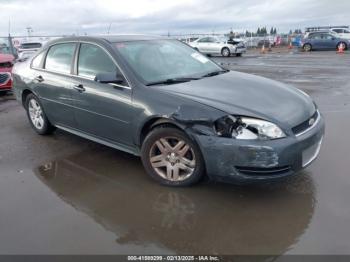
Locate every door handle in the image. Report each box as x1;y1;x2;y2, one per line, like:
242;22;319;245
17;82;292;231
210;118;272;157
73;84;86;92
35;75;44;82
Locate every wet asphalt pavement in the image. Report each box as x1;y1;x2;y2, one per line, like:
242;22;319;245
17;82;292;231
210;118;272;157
1;49;350;255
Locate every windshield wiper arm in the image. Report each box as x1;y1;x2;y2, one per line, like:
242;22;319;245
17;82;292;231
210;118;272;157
201;69;229;78
146;77;200;86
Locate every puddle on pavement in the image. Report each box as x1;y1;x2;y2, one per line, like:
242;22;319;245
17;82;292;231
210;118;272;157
34;148;316;255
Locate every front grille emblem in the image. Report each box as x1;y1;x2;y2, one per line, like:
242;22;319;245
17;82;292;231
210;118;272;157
309;118;315;126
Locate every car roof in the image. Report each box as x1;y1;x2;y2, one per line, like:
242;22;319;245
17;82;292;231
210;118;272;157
46;35;166;46
308;30;332;34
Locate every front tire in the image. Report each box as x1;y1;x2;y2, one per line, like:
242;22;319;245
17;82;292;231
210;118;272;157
303;44;312;52
221;47;231;57
141;127;205;187
25;94;55;135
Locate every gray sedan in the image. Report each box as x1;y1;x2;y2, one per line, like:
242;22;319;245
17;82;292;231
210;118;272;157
12;35;324;186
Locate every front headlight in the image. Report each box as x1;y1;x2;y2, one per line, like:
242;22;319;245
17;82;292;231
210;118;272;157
214;116;286;140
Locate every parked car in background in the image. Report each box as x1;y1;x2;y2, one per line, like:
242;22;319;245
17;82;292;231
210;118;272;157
0;37;16;93
189;36;246;57
18;50;37;61
17;41;42;58
13;36;324;187
330;28;350;39
302;32;349;51
305;26;350;40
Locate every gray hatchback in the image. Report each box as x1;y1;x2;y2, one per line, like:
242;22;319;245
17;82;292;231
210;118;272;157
302;31;349;51
12;36;325;186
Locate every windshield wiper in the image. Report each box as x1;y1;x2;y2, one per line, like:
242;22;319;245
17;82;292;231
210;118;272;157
146;77;200;86
201;69;229;78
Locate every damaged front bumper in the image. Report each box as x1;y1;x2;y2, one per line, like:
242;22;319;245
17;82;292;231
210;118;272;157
193;114;325;184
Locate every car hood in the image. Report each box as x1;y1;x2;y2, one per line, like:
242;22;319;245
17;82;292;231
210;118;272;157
154;71;315;128
0;54;14;63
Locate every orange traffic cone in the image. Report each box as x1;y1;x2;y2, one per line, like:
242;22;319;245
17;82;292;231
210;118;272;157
337;43;345;54
288;41;293;49
260;44;266;54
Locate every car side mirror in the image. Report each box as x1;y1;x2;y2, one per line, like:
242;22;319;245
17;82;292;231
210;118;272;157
94;72;124;85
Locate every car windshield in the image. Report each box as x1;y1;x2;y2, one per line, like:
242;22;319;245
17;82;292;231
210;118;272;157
0;37;12;55
114;40;223;85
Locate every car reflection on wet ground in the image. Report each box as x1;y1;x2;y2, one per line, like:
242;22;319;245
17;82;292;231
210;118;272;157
1;50;350;255
35;148;315;255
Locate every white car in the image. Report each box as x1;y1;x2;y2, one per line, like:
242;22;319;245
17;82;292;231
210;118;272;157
330;28;350;39
17;42;42;55
18;50;36;61
189;36;246;57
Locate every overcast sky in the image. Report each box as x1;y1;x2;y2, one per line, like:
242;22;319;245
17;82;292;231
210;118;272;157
0;0;349;36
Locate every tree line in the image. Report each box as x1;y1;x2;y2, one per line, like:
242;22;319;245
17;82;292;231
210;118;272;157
238;27;303;37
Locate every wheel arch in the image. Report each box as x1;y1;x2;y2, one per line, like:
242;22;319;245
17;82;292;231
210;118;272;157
221;46;230;52
21;89;35;107
138;117;185;147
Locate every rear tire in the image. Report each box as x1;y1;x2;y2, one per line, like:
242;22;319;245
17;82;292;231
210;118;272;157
141;127;205;187
221;47;231;57
337;42;347;50
25;94;56;135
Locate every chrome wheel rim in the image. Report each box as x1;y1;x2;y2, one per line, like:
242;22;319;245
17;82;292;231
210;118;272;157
149;137;196;182
222;49;229;56
28;99;44;130
304;45;311;52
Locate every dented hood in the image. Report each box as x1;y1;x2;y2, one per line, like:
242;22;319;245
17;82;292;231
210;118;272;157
155;71;315;127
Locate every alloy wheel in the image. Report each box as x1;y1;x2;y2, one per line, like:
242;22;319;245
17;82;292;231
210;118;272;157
149;137;196;182
222;48;230;57
28;98;44;130
304;44;311;52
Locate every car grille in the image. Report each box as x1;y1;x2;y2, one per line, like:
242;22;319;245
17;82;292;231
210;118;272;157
235;166;291;176
0;62;12;68
292;110;319;136
0;73;10;85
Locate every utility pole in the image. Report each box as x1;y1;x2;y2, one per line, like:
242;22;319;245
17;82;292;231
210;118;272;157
8;18;11;36
107;23;113;35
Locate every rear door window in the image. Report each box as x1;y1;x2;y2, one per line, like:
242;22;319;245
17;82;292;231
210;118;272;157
322;34;333;40
32;52;45;68
207;37;217;43
45;43;76;74
198;38;210;43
